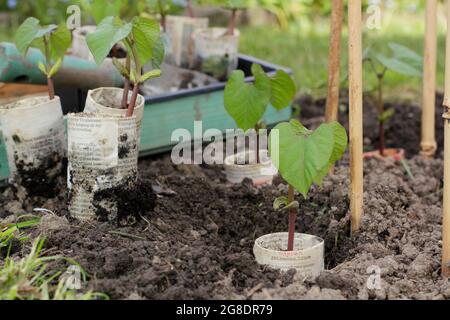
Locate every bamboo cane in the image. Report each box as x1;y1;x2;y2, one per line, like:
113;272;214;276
442;0;450;279
421;0;438;157
348;0;363;233
325;0;344;123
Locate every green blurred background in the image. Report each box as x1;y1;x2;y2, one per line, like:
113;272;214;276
0;0;447;101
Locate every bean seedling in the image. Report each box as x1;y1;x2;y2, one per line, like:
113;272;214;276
269;119;347;250
364;42;422;156
14;18;71;100
145;0;185;31
199;0;252;35
87;15;164;116
224;63;296;162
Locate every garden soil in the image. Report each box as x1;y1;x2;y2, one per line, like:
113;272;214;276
1;95;449;299
297;92;445;158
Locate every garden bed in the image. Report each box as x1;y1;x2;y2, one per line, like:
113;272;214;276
297;92;445;158
1;132;449;299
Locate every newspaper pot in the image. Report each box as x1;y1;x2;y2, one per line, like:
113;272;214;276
71;25;96;61
363;148;405;162
253;232;324;279
84;87;145;145
0;96;65;195
192;27;240;80
67;113;138;221
166;15;209;68
224;150;275;186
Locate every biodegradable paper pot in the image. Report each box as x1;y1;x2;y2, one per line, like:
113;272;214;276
224;150;275;186
363;148;405;162
253;232;324;279
84;87;145;143
67;113;138;220
192;27;240;80
71;25;96;61
0;96;65;180
166;15;209;68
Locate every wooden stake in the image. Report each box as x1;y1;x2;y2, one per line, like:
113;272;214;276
442;0;450;279
348;0;363;234
421;0;438;157
325;0;344;123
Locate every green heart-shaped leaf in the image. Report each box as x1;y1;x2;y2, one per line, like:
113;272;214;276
224;67;271;131
270;70;296;110
15;17;40;56
131;16;160;66
87;16;132;65
376;53;422;77
151;36;165;69
313;121;348;185
269;120;347;197
49;23;71;62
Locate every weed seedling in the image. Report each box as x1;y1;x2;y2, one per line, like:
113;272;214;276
364;42;422;156
87;15;164;116
269;119;347;250
0;217;41;253
224;63;296;162
14;18;71;100
0;237;107;300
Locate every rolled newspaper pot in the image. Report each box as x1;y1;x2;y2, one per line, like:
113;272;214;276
0;96;65;193
166;15;209;68
67;113;138;220
224;150;275;186
192;27;240;80
84;87;145;147
253;232;324;279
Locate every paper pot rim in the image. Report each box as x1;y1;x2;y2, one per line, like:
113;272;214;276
86;87;145;111
167;15;209;23
1;95;61;111
195;27;240;39
224;150;272;168
67;112;137;121
254;232;324;254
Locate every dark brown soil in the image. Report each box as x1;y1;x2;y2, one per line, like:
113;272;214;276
1;94;449;299
296;92;445;158
13;152;66;198
94;179;157;226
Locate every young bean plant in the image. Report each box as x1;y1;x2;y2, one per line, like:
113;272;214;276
87;15;164;116
198;0;252;35
224;63;296;162
363;42;422;156
14;18;71;100
145;0;185;31
269;119;347;251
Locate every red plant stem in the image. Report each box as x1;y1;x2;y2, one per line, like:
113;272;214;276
287;185;296;251
187;0;194;17
121;57;131;109
47;77;55;100
227;9;237;36
379;121;385;157
158;0;167;31
121;79;130;109
43;35;54;100
127;85;139;117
